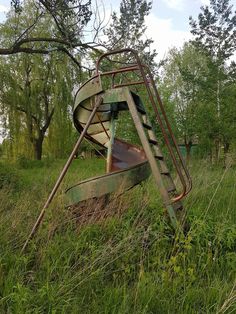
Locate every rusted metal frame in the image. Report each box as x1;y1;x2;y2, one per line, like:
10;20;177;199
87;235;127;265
113;80;146;88
96;49;148;77
132;60;188;201
129;58;190;202
95;48;191;201
124;88;178;229
96;49;135;72
95;112;110;140
131;57;190;200
144;66;192;195
21;97;103;252
106;111;116;173
137;62;191;195
97;65;140;76
142;114;177;191
111;66;145;88
95;48;189;200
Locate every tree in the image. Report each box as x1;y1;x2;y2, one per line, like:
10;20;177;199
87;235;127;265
189;0;236;62
0;2;77;159
105;0;157;68
0;52;76;159
189;0;236;160
0;0;94;61
103;0;157;144
160;43;210;161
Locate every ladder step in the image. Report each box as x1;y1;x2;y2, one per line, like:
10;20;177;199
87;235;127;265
161;170;170;175
158;159;169;174
154;154;164;160
142;122;152;130
136;106;146;115
148;139;158;145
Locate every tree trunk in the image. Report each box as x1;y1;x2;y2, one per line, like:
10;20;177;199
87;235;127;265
215;138;220;164
223;141;230;168
185;142;192;164
33;134;44;160
184;138;192;164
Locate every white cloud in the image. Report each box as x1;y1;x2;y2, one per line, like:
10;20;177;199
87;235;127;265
199;0;210;5
145;14;192;61
162;0;185;11
0;4;9;13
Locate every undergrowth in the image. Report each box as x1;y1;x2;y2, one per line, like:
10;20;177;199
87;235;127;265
0;158;235;313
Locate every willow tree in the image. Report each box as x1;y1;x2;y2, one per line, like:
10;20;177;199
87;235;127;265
0;0;93;57
0;2;78;159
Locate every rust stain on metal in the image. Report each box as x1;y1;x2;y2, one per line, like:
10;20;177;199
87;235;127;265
23;48;192;251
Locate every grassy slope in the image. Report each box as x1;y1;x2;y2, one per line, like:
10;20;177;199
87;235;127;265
0;158;235;313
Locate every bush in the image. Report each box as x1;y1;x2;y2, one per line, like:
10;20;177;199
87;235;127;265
0;163;21;190
16;156;44;169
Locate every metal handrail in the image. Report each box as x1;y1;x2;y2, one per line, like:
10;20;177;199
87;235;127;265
95;48;192;201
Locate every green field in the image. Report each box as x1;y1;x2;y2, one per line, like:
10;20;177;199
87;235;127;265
0;158;235;313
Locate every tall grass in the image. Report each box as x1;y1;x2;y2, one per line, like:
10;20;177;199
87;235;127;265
0;158;235;313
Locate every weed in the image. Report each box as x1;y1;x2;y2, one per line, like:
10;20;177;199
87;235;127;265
0;159;235;313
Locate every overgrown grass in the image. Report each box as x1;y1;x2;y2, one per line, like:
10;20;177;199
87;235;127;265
0;158;235;313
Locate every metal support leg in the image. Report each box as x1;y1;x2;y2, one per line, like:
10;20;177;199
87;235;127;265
106;111;116;173
124;89;178;228
22;97;103;252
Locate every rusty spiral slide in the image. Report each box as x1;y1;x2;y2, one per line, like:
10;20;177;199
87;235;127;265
22;49;192;251
65;81;151;204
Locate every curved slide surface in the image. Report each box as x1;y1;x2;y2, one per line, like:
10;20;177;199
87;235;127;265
65;79;151;206
22;49;191;252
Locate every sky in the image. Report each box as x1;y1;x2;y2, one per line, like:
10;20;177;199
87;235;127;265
0;0;236;60
0;0;236;143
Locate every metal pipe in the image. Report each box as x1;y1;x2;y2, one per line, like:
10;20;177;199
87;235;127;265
95;48;192;201
106;111;116;173
21;97;103;252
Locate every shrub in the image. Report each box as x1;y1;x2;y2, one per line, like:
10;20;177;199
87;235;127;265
16;155;44;169
0;163;21;190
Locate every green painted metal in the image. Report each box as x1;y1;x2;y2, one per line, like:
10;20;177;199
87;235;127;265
22;49;191;252
106;111;116;173
66;50;191;229
67;84;181;227
66;161;151;206
74;77;103;113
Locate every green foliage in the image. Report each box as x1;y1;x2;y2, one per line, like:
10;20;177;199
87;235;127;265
0;0;85;161
0;159;236;313
0;162;20;190
10;0;92;42
15;155;49;169
189;0;236;62
105;0;157;69
188;0;236;161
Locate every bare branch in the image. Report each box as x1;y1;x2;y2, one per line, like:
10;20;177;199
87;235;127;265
13;11;44;48
0;37;103;57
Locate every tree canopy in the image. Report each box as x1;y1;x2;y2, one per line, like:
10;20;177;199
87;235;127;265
0;0;236;163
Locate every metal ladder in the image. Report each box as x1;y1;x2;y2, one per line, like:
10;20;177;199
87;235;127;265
96;48;192;228
124;89;184;228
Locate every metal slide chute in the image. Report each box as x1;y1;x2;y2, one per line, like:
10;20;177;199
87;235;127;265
66;48;192;228
22;49;192;252
66;79;151;205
